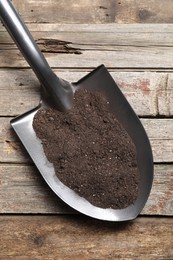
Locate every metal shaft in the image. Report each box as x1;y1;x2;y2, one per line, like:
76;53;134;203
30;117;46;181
0;0;73;110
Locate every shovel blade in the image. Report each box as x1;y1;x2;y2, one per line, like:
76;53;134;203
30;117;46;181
11;65;153;221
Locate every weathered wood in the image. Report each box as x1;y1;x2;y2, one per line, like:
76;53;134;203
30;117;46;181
1;24;173;69
2;23;173;33
11;0;173;24
0;164;172;215
0;164;72;214
142;164;173;215
0;69;40;117
1;117;173;163
0;118;29;163
0;69;172;117
0;1;172;255
142;118;173;163
1;45;173;69
0;216;172;259
2;24;173;46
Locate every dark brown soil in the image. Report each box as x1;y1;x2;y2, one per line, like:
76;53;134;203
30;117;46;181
33;89;139;209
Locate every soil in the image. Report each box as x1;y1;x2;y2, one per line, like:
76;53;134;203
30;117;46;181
33;89;139;209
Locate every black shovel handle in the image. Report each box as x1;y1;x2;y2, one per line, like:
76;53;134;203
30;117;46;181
0;0;73;110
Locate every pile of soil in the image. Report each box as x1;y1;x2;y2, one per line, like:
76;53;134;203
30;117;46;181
33;89;139;209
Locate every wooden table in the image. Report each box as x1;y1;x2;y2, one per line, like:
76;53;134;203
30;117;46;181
0;1;173;259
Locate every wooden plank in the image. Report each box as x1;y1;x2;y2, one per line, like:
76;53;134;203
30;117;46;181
142;118;173;163
0;164;72;214
2;23;173;33
0;216;172;259
0;69;172;117
142;164;173;215
2;24;173;46
1;24;173;70
0;118;29;163
1;117;173;163
17;23;173;33
114;0;173;24
0;69;40;117
1;45;173;69
0;164;172;215
11;0;173;24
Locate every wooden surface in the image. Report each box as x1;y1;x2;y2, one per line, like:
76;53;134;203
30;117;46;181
12;0;173;24
0;0;173;258
0;216;172;259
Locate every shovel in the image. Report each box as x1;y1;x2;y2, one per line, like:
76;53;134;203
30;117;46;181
0;0;153;221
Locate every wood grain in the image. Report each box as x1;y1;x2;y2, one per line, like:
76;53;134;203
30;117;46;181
11;0;173;24
1;24;173;70
1;45;173;69
2;24;173;46
0;69;172;117
0;164;172;215
1;117;173;163
0;0;172;256
2;23;173;33
0;216;172;259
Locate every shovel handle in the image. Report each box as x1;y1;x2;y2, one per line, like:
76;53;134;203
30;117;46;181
0;0;72;110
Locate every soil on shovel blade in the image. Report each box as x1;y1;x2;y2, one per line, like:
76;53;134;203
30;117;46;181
33;89;139;209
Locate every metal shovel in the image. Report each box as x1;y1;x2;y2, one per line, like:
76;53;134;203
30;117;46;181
0;0;153;221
